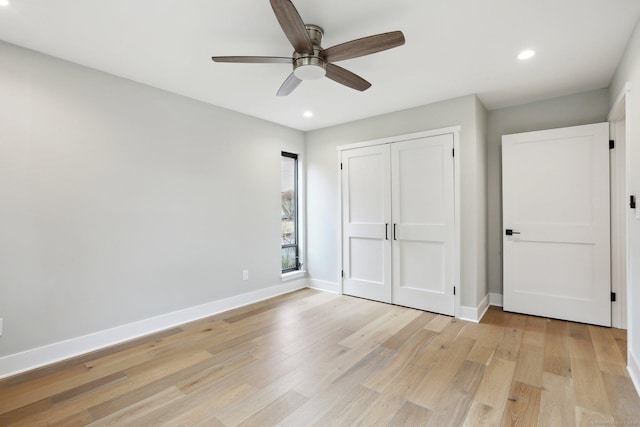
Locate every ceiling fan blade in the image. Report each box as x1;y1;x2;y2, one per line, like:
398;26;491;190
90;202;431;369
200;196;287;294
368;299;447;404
211;56;292;64
270;0;314;54
325;63;371;91
321;31;405;62
277;72;303;96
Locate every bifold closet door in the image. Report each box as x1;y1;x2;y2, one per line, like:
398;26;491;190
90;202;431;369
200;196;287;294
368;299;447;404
391;135;455;314
341;145;392;303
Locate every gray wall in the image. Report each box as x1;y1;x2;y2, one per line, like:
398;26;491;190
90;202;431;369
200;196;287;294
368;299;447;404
0;41;305;357
305;95;487;308
475;97;489;304
610;18;640;377
486;89;611;296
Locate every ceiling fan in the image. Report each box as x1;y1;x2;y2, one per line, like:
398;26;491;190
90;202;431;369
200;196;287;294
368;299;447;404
211;0;405;96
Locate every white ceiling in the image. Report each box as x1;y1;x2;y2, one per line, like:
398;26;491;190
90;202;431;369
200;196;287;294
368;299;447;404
1;0;639;131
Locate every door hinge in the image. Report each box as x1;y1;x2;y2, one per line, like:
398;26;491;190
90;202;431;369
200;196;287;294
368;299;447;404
452;148;455;157
611;292;616;302
631;195;637;209
609;140;615;149
341;270;344;278
453;286;456;295
340;163;343;170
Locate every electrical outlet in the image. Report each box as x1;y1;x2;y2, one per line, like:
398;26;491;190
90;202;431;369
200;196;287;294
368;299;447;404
242;270;249;281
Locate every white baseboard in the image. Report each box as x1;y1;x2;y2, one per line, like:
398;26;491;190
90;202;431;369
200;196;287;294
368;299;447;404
308;278;340;294
458;294;490;323
629;349;640;397
0;279;307;380
489;293;503;307
477;294;490;321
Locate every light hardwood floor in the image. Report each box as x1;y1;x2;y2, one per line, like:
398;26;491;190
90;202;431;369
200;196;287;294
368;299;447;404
1;289;639;426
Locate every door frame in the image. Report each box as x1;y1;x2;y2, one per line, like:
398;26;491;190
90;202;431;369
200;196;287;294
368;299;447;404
609;82;631;330
336;126;462;318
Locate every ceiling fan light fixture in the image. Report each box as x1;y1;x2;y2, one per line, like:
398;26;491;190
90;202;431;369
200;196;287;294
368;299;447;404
294;64;326;80
293;56;327;80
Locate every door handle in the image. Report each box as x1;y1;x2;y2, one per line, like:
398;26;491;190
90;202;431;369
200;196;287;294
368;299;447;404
393;223;397;240
385;223;389;240
505;229;520;236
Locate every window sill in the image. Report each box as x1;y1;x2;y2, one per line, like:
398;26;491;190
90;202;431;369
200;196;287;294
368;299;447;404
281;270;306;282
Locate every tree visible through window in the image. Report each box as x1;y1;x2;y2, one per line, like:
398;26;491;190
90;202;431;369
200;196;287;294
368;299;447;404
281;152;299;272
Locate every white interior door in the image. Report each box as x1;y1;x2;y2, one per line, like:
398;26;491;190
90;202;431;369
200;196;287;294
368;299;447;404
391;135;455;314
341;145;391;302
502;123;611;326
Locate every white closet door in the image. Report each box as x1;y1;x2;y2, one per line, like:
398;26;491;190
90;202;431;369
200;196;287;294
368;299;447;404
391;135;455;314
341;145;392;302
502;123;611;326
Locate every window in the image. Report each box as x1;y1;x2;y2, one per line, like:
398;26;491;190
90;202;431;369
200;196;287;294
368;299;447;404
281;152;299;273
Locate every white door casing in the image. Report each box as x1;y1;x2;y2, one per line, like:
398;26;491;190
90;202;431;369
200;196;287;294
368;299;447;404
608;83;630;330
502;123;611;326
610;120;627;329
341;144;392;303
391;135;455;314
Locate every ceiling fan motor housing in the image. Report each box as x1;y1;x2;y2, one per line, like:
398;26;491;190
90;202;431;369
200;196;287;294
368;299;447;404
293;25;326;80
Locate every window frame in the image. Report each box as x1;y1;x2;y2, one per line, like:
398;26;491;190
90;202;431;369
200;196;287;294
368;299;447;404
281;151;299;273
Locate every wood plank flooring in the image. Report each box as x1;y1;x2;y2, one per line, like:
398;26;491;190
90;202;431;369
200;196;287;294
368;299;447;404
1;289;639;426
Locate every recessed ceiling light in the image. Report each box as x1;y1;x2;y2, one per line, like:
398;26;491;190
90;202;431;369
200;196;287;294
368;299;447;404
303;111;313;118
518;49;536;60
0;0;10;6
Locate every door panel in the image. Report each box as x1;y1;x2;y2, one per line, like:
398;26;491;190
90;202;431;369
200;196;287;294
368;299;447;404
512;135;595;224
348;154;386;224
391;135;455;314
350;237;385;283
341;145;391;302
502;123;610;326
512;241;595;299
399;241;445;292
